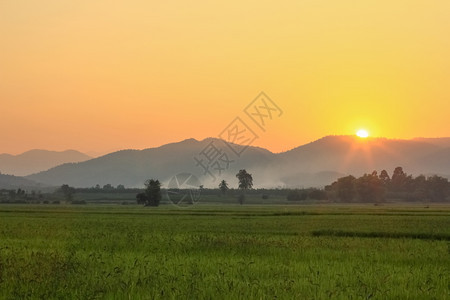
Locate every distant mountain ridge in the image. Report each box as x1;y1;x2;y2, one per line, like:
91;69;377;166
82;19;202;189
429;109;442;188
412;137;450;148
277;136;449;175
25;136;450;188
0;173;45;190
25;138;278;188
0;149;92;176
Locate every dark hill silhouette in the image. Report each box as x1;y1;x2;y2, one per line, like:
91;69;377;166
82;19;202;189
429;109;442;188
0;173;45;190
26;138;276;188
25;136;450;188
0;150;92;176
277;136;444;176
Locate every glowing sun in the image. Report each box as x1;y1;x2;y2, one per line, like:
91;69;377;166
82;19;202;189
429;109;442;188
356;129;369;138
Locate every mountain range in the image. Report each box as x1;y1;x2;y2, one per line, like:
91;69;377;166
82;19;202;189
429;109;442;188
12;135;449;189
0;150;92;177
0;173;48;190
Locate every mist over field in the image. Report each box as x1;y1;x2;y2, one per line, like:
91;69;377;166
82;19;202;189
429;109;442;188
3;135;446;189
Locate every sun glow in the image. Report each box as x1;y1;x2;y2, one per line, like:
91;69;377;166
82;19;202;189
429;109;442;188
356;129;369;138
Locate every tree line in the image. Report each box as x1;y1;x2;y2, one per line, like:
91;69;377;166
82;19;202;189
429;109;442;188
325;167;449;203
135;169;254;206
1;167;448;205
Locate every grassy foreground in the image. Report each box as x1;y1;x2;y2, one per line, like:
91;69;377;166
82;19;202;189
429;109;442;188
0;204;449;299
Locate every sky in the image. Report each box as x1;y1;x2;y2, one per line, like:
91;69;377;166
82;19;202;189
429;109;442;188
1;0;449;155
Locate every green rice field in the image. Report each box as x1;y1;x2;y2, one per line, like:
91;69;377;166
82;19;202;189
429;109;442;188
0;204;449;299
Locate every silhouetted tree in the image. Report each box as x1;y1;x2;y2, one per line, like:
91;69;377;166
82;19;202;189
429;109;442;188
219;180;229;195
136;192;147;205
144;179;161;206
59;184;75;201
410;174;427;201
355;173;384;203
327;167;449;203
336;175;356;202
379;170;390;186
103;184;114;190
16;188;26;199
236;170;253;190
236;169;253;204
426;175;448;202
391;167;407;192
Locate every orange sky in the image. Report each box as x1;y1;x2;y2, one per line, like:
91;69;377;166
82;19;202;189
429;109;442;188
1;0;449;155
